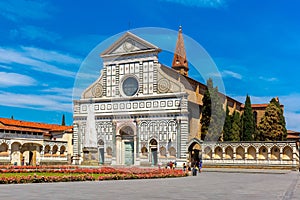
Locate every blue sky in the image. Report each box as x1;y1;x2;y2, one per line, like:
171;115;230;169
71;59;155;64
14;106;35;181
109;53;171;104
0;0;299;131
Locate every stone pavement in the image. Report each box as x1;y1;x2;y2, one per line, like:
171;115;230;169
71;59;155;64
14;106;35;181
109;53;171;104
0;170;299;200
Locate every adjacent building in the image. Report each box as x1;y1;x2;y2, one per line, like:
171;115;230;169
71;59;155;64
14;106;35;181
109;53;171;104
0;118;72;166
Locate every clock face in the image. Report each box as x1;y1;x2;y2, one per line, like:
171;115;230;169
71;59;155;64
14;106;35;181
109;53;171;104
122;76;139;96
123;39;135;52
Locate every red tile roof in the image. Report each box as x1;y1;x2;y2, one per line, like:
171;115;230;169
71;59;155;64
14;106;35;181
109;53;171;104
241;104;268;108
0;118;72;135
240;104;284;109
0;125;44;133
287;135;300;139
287;130;300;140
287;130;299;134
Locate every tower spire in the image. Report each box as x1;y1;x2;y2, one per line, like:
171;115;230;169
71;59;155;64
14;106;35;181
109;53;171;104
172;26;189;76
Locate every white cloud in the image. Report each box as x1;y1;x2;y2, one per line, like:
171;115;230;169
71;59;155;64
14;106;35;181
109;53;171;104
160;0;226;8
0;0;55;22
222;70;242;79
0;46;80;78
208;70;242;79
0;64;12;69
0;91;72;112
0;72;36;87
259;76;278;82
10;26;61;43
41;87;73;97
21;46;82;65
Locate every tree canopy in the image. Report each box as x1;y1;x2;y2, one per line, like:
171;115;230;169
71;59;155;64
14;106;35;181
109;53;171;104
257;98;287;141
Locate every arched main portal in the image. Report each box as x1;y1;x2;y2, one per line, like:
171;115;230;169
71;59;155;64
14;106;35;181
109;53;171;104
117;126;135;165
187;138;202;164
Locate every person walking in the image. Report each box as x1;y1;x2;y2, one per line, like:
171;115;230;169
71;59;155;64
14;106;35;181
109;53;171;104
198;159;203;173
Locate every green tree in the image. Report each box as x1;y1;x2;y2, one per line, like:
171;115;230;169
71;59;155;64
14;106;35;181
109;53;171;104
257;98;287;141
223;105;232;141
271;98;287;140
241;95;254;141
61;114;66;126
201;78;225;141
231;110;241;141
200;78;212;140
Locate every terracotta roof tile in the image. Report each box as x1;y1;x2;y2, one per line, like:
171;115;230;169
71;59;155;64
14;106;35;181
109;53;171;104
241;104;268;108
0;117;72;133
287;130;299;134
287;135;300;139
240;104;284;109
0;125;44;133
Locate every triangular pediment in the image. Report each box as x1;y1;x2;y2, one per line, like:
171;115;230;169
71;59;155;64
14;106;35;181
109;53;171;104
101;32;161;58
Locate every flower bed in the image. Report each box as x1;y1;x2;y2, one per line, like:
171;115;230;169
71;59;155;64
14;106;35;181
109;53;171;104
0;166;188;184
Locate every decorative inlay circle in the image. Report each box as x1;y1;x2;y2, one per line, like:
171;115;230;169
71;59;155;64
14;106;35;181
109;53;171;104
92;83;103;97
158;79;170;93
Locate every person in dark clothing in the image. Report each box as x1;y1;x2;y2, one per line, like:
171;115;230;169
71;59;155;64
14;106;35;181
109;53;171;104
198;160;203;173
183;162;187;172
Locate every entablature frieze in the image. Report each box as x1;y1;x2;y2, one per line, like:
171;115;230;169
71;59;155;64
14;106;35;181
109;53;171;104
102;52;158;63
77;98;183;115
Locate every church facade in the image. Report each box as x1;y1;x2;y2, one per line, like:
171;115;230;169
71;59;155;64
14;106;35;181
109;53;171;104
72;28;299;168
73;31;190;166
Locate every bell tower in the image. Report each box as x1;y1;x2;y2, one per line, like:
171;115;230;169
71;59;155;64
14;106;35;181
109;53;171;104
172;26;189;76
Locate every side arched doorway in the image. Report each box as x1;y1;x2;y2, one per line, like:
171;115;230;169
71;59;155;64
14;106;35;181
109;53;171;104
20;143;42;166
117;126;135;165
149;139;158;166
187;138;202;164
98;139;104;165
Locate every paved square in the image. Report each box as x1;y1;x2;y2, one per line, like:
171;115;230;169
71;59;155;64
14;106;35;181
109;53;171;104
0;171;299;200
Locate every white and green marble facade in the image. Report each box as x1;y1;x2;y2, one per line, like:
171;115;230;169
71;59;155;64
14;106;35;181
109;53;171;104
73;32;189;166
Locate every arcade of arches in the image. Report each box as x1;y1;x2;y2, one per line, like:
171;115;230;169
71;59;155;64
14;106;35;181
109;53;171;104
0;140;68;166
187;141;299;168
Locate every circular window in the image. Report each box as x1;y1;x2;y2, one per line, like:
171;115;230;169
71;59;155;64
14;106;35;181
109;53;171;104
122;76;139;96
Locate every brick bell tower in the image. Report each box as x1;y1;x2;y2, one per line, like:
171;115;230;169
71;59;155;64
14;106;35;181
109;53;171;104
172;26;189;76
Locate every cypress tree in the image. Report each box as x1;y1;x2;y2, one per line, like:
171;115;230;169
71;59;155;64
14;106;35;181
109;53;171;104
241;95;254;141
201;78;225;141
257;98;287;141
231;110;241;141
200;78;212;140
223;105;232;141
61;114;66;126
271;98;287;140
